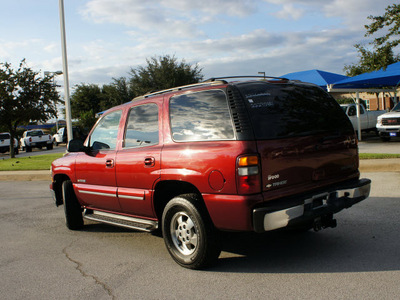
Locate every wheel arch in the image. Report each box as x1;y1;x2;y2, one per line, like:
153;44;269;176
153;180;209;223
53;174;71;206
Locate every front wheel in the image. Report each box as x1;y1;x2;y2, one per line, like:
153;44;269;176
162;194;221;269
62;180;83;230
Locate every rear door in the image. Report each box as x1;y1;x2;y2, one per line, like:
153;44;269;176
236;82;359;197
115;102;161;218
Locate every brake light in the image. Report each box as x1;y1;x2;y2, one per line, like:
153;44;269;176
29;137;32;143
236;155;261;194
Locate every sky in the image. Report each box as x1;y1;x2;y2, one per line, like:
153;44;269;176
0;0;397;88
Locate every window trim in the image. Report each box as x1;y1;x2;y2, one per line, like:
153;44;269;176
168;89;236;143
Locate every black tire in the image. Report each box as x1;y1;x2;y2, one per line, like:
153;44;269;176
62;180;83;230
26;146;32;152
162;194;221;269
47;143;53;150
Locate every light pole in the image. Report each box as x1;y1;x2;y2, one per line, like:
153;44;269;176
59;0;73;142
44;71;62;131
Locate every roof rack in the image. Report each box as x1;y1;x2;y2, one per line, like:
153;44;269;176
132;80;227;101
204;75;289;82
132;76;289;102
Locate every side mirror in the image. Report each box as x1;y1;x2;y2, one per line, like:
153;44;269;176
67;139;85;152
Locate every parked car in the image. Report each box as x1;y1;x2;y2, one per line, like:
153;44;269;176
340;103;384;133
53;126;86;146
0;132;18;154
20;129;53;152
50;77;371;269
376;101;400;141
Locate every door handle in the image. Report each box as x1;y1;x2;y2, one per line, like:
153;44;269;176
105;159;114;168
144;157;155;167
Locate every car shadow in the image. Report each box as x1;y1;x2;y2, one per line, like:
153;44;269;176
75;197;399;274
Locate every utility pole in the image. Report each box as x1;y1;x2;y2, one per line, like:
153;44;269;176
59;0;73;142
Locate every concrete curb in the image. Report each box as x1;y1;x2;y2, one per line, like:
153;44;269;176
0;170;51;181
0;159;399;181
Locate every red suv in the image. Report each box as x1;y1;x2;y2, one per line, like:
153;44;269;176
50;77;371;269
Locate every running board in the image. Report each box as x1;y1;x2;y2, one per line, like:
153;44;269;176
83;210;158;232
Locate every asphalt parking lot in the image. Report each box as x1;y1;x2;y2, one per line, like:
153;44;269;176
0;172;399;299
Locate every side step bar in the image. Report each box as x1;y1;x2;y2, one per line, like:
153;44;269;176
83;210;158;232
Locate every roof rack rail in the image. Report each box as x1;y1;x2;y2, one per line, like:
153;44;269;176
132;80;227;101
204;75;288;82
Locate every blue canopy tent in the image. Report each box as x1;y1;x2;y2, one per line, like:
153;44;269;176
328;61;400;140
280;69;349;88
330;62;400;89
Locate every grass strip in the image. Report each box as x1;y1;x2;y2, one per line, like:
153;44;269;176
359;153;400;160
0;152;399;171
0;153;64;171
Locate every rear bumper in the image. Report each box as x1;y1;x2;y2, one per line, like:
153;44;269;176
253;178;371;232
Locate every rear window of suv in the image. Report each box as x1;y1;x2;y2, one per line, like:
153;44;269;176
237;82;352;139
0;133;10;140
169;89;235;142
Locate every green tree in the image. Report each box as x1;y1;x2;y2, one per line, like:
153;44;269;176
344;44;399;76
0;60;58;158
365;4;400;51
129;55;203;96
344;4;400;76
70;84;103;129
101;77;135;109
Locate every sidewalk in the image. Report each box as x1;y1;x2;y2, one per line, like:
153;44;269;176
0;159;399;181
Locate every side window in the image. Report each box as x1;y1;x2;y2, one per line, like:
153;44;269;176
348;106;356;116
124;103;159;148
169;89;234;141
89;110;122;150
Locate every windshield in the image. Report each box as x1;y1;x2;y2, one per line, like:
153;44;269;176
237;82;353;139
392;102;400;112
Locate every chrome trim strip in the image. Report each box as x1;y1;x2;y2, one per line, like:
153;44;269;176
79;190;116;197
118;194;144;201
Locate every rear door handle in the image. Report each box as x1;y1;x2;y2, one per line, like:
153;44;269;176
105;159;114;168
144;157;155;167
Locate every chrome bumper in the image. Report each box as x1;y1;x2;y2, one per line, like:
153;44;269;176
253;178;371;232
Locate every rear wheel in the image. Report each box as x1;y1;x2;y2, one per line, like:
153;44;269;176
162;194;221;269
26;146;32;152
47;143;53;150
62;180;83;230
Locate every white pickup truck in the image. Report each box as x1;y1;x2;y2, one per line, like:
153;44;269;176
20;129;53;152
340;104;385;133
0;132;19;154
376;102;400;141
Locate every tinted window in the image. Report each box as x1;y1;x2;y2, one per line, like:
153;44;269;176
348;106;356;116
237;82;352;139
124;104;159;148
0;133;10;140
90;110;122;150
170;90;234;141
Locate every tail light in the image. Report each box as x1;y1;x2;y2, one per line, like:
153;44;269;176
236;155;261;194
29;137;32;143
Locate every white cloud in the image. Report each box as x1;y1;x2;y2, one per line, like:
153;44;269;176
274;4;305;20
